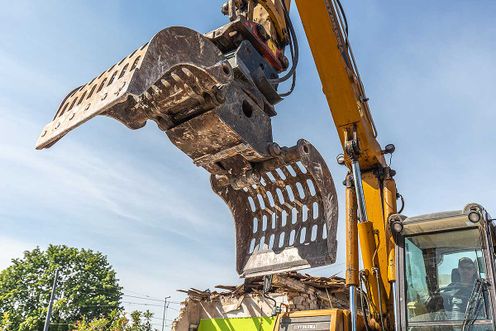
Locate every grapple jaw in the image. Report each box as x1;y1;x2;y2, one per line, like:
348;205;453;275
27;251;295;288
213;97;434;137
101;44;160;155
36;27;232;150
36;25;339;277
212;140;338;278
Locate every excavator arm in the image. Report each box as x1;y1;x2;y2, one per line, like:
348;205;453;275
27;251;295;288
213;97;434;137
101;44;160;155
212;1;400;328
294;1;399;329
36;1;399;329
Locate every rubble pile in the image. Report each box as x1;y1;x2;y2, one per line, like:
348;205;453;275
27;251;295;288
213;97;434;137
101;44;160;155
172;272;348;330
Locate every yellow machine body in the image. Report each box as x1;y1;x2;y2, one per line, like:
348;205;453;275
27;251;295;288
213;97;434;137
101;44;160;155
273;309;365;331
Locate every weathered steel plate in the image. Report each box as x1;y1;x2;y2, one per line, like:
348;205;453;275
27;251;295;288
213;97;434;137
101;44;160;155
212;140;338;278
36;27;231;150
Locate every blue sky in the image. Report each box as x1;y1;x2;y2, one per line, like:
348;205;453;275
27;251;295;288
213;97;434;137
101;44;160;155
1;0;495;327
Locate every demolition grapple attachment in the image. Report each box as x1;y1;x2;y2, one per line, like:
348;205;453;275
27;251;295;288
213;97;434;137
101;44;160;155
36;25;338;277
36;27;233;150
212;140;338;278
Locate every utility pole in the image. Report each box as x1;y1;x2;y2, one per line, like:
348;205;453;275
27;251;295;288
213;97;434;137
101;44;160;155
43;268;59;331
161;296;171;331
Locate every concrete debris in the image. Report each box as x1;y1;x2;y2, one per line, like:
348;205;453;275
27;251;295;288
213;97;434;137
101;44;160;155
172;272;348;331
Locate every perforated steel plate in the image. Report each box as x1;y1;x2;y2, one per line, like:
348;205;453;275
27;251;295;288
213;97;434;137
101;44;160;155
212;140;338;277
36;27;230;150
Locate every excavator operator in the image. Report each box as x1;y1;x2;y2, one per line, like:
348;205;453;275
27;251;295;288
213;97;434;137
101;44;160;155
425;257;479;320
455;258;477;286
443;258;478;314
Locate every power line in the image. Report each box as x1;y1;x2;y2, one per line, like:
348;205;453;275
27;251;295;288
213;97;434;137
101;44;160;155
150;316;174;322
125;289;164;299
122;293;181;305
122;294;165;303
122;294;181;305
123;301;164;307
121;294;179;331
79;301;165;308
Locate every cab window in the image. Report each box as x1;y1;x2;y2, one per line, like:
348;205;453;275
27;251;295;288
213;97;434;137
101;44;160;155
404;228;491;325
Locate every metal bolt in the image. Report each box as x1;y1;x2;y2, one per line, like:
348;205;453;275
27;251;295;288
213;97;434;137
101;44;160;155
336;153;345;165
214;87;226;103
250;171;261;183
41;130;47;137
69;113;75;120
84;103;91;111
267;143;281;157
101;93;107;101
216;175;230;186
55;122;60;129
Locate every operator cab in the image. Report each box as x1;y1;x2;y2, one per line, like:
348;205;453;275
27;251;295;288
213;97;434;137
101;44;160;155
392;204;496;330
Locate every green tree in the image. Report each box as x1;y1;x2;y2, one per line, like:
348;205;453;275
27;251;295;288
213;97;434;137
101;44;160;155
73;310;128;331
142;310;153;331
127;311;154;331
73;310;157;331
0;245;122;330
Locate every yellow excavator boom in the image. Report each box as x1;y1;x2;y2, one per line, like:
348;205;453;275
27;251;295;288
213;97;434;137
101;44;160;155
293;0;398;328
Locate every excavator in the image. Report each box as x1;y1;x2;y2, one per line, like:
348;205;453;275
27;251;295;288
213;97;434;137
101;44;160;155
36;0;496;330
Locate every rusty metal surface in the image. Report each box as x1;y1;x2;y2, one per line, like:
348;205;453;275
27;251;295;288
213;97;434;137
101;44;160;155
212;140;338;278
36;26;275;177
36;24;339;278
36;27;230;150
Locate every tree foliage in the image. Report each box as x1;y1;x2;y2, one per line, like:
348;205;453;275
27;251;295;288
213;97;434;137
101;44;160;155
73;310;157;331
0;245;122;330
72;310;127;331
